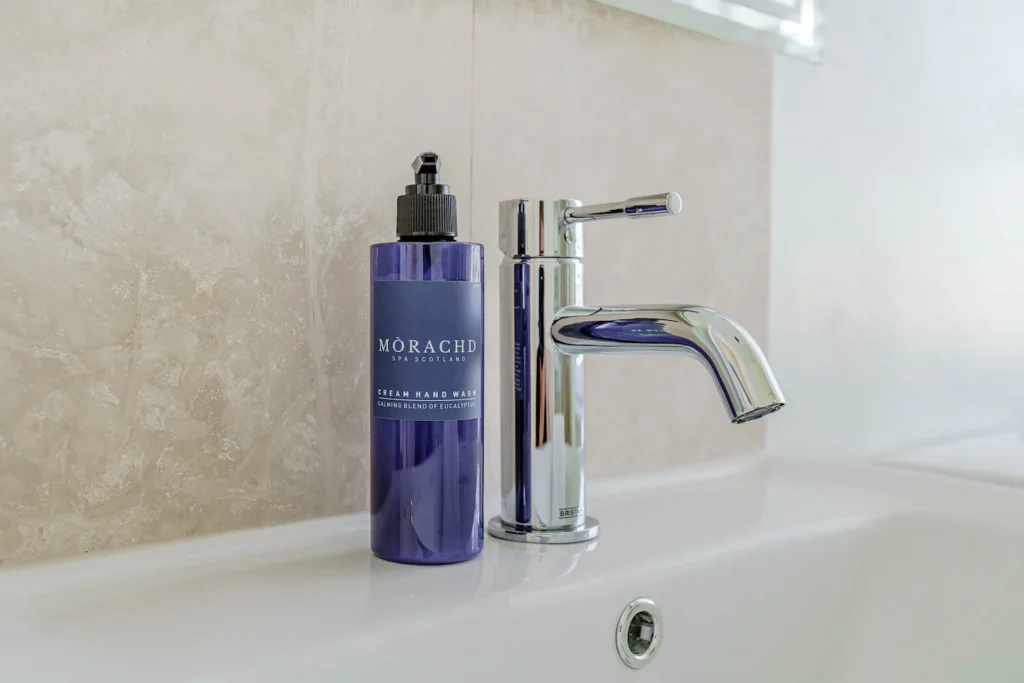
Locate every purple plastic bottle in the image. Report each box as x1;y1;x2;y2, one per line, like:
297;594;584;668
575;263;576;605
369;153;484;564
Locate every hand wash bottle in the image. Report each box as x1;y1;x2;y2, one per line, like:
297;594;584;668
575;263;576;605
369;152;484;564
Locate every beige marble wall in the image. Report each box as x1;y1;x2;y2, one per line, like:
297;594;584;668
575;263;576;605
0;0;769;565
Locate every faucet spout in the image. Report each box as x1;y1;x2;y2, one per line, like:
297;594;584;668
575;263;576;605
551;305;785;423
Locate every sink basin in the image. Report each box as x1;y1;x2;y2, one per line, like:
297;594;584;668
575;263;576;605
2;455;1023;682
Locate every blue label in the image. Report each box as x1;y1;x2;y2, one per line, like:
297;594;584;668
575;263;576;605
372;280;483;421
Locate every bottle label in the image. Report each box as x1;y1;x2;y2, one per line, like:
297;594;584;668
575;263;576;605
372;280;483;421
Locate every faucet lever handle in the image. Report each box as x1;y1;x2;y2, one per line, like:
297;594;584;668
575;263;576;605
564;192;682;224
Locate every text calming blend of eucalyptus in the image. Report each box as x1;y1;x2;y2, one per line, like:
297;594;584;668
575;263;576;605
369;153;484;564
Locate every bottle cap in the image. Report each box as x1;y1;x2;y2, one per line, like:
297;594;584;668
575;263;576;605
396;152;458;239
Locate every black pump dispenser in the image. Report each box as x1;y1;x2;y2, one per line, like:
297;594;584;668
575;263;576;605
396;152;458;240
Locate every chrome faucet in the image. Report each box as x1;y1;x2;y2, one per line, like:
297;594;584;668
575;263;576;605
486;193;785;544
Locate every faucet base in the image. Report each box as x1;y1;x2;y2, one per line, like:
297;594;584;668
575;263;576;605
487;516;600;545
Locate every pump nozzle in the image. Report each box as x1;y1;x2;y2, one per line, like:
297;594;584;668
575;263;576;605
397;151;458;239
406;152;449;196
412;152;441;185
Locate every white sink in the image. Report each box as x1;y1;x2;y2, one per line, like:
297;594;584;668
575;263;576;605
2;455;1023;682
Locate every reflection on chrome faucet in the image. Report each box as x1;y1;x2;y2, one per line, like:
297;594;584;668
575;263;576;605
487;194;785;545
552;306;783;423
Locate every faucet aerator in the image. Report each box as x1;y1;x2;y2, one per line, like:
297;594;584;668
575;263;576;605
733;403;785;424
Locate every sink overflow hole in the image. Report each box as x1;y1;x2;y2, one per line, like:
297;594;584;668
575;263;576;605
615;598;662;670
627;611;656;655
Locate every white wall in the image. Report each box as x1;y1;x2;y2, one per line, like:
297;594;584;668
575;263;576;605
770;0;1024;457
